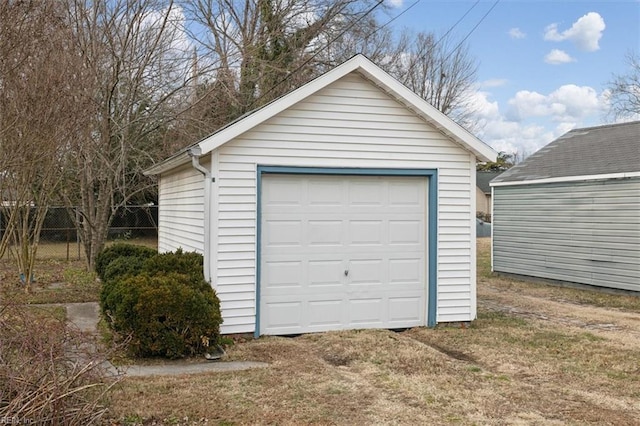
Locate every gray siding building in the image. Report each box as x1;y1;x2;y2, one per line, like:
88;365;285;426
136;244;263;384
476;171;502;218
491;121;640;292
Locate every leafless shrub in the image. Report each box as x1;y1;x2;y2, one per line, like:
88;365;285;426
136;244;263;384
0;303;121;424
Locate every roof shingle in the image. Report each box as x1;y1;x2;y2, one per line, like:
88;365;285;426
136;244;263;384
492;121;640;183
476;171;502;193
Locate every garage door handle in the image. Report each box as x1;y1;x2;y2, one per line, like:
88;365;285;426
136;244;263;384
344;269;349;276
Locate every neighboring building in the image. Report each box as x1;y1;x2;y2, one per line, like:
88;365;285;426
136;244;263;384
145;55;497;336
491;121;640;292
476;171;502;219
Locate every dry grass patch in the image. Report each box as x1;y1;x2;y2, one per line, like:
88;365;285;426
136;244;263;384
0;260;100;304
0;238;156;304
104;238;639;424
108;318;640;424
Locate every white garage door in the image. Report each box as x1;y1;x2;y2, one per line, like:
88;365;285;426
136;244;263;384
259;174;428;335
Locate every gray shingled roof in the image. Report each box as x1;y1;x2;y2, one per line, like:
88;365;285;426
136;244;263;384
492;121;640;184
476;171;502;193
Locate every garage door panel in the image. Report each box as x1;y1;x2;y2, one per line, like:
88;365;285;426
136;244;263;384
308;180;344;206
389;220;423;244
308;261;343;287
389;181;424;207
348;220;384;245
260;174;428;335
389;257;424;284
264;220;302;247
308;300;344;327
263;179;303;207
389;297;423;323
263;260;303;288
348;259;384;284
263;301;302;330
308;220;344;246
349;298;384;325
349;181;384;206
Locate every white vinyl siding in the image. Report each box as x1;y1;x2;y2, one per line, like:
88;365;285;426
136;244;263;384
214;72;475;334
157;162;207;254
493;178;640;291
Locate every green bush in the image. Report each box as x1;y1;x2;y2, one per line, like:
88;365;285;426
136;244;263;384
103;255;147;283
98;247;222;358
106;272;222;358
140;249;209;291
100;249;209;319
95;243;157;281
100;255;148;317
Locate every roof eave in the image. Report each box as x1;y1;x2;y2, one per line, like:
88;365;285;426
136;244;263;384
143;151;191;176
491;171;640;187
196;54;497;163
356;64;497;163
195;56;370;156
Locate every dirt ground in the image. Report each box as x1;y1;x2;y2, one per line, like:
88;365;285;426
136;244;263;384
108;238;640;425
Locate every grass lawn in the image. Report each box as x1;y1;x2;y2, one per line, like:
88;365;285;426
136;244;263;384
103;238;640;425
0;237;156;304
0;259;100;304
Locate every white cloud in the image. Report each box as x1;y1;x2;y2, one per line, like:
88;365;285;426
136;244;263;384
386;0;404;7
140;5;194;85
469;85;609;156
480;78;508;88
506;84;602;122
550;85;603;119
505;91;550;121
508;27;526;39
555;122;578;136
544;49;576;64
468;91;555;155
544;12;605;51
468;91;500;120
480;119;555;156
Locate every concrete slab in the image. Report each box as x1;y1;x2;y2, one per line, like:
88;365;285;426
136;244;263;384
66;302;100;333
64;301;269;377
113;361;269;377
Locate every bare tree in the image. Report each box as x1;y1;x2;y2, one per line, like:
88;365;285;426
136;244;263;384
182;0;385;133
273;16;480;129
0;1;83;290
606;51;640;121
64;0;194;268
396;32;478;128
314;13;407;72
182;1;478;138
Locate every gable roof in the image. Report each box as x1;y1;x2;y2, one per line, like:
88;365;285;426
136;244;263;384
476;171;502;193
145;54;496;176
492;121;640;186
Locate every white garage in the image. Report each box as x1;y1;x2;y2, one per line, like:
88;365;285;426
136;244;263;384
145;55;497;336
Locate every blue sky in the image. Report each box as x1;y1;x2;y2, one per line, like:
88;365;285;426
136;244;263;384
383;0;640;156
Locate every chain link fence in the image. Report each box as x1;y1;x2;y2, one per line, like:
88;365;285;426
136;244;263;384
0;205;158;261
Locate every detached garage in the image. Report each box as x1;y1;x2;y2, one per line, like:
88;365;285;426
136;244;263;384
145;55;497;336
491;121;640;292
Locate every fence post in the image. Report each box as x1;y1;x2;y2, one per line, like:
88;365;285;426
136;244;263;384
76;208;81;261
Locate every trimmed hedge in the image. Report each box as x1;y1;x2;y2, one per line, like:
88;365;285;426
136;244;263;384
105;273;222;358
95;243;157;281
100;255;148;318
97;245;222;359
141;249;210;292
